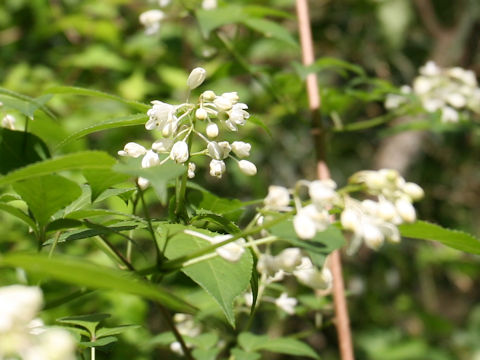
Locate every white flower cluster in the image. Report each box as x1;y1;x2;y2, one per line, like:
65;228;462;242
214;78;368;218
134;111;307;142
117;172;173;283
341;169;423;250
385;61;480;123
0;285;76;360
140;0;217;35
118;68;257;187
257;248;333;291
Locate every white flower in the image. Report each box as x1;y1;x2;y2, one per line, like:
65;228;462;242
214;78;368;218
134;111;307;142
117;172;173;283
152;138;174;152
423;98;444;112
441;106;459;123
24;328;76;360
146;101;176;131
211;234;245;262
402;182;424;201
2;114;16;130
419;61;441;77
201;90;216;101
214;95;234;112
170;341;184;356
195;108;208;121
377;199;397;221
446;93;467;108
158;0;171;7
187;67;207;90
0;285;42;333
228;103;249;127
341;208;361;232
209;159;226;178
238;160;257;176
308;179;337;207
118;142;147;158
137;177;149;189
275;293;297;315
362;222;385;250
275;248;303;272
293;211;317;240
231;141;251;158
264;185;290;211
187;162;196;179
202;0;217;10
256;254;279;276
206;123;219;138
413;76;433;95
302;204;331;232
170;141;189;163
385;94;407;109
395;198;416;223
207;141;231;160
141;150;160;168
139;9;165;35
221;92;240;104
293;257;332;290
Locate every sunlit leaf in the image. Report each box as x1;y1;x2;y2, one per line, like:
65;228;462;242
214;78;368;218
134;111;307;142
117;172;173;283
238;333;319;359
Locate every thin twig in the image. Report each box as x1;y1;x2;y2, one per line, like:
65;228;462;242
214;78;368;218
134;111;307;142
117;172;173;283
295;1;355;359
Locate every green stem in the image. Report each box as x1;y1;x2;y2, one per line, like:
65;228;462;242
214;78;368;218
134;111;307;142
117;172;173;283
48;231;61;258
174;126;194;222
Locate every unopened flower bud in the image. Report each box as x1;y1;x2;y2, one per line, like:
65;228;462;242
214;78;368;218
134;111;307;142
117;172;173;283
170;141;189;163
206;123;219;138
187;162;196;178
238;160;257;176
137;177;149;189
395;198;416;223
141;150;160;168
209;159;226;178
402;182;424;201
118;142;147;158
276;248;303;272
264;186;290;210
293;212;316;240
195;108;208;120
202;90;216;101
231;141;251;158
362;223;384;250
2;114;16;130
187;67;206;90
378;200;397;221
341;208;360;232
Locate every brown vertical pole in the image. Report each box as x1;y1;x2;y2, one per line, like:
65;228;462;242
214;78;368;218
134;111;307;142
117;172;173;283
295;1;355;359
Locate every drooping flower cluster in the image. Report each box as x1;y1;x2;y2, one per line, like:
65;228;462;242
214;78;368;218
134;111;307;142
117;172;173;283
385;61;480;123
342;169;423;250
118;67;257;187
0;285;76;360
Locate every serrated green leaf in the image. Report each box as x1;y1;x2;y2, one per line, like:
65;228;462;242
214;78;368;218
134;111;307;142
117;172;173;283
0;151;116;187
238;333;319;359
55;113;148;149
158;224;253;327
0;253;195;313
13;174;82;226
399;221;480;255
83;169;130;202
114;157;185;205
242;18;298;47
270;220;345;267
44;86;149;112
0;128;50;174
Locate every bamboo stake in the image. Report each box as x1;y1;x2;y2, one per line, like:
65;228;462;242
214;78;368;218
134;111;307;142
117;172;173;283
295;1;355;359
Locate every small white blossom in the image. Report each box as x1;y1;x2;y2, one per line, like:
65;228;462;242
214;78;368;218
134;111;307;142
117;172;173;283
402;182;424;201
231;141;251;158
170;141;189;163
207;141;231;160
2;114;16;130
419;61;441;77
146;101;177;131
209;159;226;178
275;293;297;315
137;177;149;189
202;90;216;101
293;211;317;240
206;122;219;138
187;67;207;90
238;160;257;176
275;248;303;272
139;9;165;35
141;150;160;168
187;162;196;178
202;0;217;10
118;142;147;158
195;108;208;120
441;106;459;123
293;257;332;290
395;198;416;223
308;179;338;207
264;186;290;211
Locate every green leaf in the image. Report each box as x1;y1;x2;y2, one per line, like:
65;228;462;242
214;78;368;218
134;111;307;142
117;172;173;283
0;151;116;187
0;128;50;174
192;348;221;360
0;253;195;313
293;57;366;79
270;220;345;267
238;333;319;359
55;113;148;149
58;313;110;336
230;348;261;360
95;324;140;339
0;202;37;230
83;169;130;202
158;224;253;327
114;157;185;205
399;221;480;255
242;18;298;47
188;189;245;221
195;6;245;37
13;174;82;226
0;87;56;119
80;336;118;347
45;86;149;112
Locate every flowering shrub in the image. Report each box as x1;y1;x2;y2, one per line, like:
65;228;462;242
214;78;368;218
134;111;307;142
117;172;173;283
0;2;479;360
